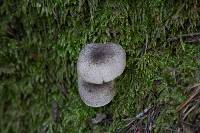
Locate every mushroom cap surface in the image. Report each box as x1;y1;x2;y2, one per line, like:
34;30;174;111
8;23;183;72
77;43;126;84
78;78;115;107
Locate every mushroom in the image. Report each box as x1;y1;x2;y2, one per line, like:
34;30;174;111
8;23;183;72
78;77;115;107
77;43;126;84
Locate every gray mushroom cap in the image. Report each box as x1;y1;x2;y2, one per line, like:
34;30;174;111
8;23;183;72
77;43;126;84
78;77;115;107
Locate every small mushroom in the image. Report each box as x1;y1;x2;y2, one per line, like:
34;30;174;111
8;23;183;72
77;43;126;84
78;77;115;107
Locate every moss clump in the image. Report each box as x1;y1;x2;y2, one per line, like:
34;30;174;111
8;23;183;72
1;0;200;132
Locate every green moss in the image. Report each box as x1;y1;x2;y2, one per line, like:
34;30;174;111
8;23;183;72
1;0;200;132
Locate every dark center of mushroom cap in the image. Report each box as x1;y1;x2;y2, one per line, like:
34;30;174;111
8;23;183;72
89;44;115;64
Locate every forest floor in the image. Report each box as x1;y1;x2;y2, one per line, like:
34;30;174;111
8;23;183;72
0;0;200;132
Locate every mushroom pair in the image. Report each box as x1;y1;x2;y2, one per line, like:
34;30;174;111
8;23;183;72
77;43;126;107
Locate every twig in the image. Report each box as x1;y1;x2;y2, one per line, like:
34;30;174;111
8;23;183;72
51;100;60;123
123;107;151;122
58;82;68;98
177;86;200;112
182;104;192;114
186;83;200;92
167;32;200;42
182;121;198;128
121;104;164;132
183;104;198;120
165;127;177;132
144;34;148;54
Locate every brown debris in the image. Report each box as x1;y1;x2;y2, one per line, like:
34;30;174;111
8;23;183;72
51;100;60;123
86;113;113;131
167;32;200;43
91;113;107;124
176;86;200;112
119;104;164;133
177;83;200;133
